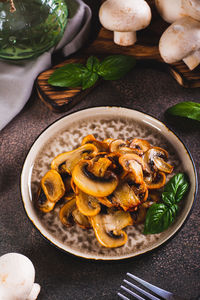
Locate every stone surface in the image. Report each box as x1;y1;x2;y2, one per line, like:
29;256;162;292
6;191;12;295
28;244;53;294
0;1;200;299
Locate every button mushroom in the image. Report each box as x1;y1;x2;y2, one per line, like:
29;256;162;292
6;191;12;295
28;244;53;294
155;0;184;23
72;160;118;197
143;147;173;174
76;187;101;217
89;209;133;248
41;169;65;203
0;253;40;300
159;16;200;70
155;0;200;23
99;0;152;46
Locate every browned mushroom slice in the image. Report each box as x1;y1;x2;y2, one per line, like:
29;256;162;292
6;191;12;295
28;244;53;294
107;182;141;211
88;157;112;178
89;209;133;248
130;138;151;154
145;171;166;189
103;138;115;146
72;160;118;197
59;197;76;227
109;139;128;153
72;208;91;229
143;147;173;173
41;169;65;203
51;143;98;175
119;153;147;184
81;134;109;152
76;187;101;216
35;187;55;213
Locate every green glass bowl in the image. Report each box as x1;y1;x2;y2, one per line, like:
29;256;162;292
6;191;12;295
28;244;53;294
0;0;68;60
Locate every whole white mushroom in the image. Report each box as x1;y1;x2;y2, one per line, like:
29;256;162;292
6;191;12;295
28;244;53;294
99;0;152;46
155;0;200;23
0;253;41;300
155;0;184;23
159;16;200;70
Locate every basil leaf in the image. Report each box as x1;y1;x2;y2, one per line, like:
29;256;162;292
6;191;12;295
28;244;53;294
164;173;189;203
143;203;170;234
48;63;87;88
86;56;100;73
97;55;136;80
167;101;200;122
162;192;175;207
82;70;99;90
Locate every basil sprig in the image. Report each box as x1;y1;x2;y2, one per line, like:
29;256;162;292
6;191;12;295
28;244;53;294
143;173;189;235
48;55;136;90
166;101;200;122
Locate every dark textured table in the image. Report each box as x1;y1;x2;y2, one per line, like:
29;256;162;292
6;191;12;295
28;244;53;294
0;2;200;299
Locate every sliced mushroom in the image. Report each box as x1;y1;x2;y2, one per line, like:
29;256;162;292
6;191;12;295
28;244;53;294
72;208;91;229
51;143;98;175
35;187;55;213
143;147;173;174
109;139;128;153
119;153;147;184
41;169;65;203
59;197;76;227
89;209;133;248
144;171;166;189
103;138;115;146
129;138;151;155
76;187;101;216
106;182;141;211
88;156;112;177
72;160;118;197
81;134;109;152
124;174;149;202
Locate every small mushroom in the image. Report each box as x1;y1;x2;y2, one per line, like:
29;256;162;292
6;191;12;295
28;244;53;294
89;209;133;248
144;171;166;189
41;169;65;203
51;143;98;174
72;208;91;229
159;16;200;70
0;253;40;300
35;187;56;213
76;187;101;217
72;160;118;197
99;0;152;46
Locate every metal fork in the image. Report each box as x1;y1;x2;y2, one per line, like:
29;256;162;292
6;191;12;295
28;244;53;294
117;273;187;300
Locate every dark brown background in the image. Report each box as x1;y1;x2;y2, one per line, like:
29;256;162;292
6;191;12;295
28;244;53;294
0;1;200;299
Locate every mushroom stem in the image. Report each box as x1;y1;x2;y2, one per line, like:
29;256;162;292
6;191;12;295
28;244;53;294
114;31;137;46
183;49;200;70
27;283;41;300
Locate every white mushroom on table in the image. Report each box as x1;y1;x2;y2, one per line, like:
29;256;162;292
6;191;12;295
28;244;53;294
155;0;200;70
99;0;152;46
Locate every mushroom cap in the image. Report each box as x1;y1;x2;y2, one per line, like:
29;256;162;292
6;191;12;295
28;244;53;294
159;16;200;64
182;0;200;21
0;253;35;300
155;0;184;23
99;0;151;32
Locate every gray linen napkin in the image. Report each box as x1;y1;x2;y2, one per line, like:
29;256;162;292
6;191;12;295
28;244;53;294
0;0;91;131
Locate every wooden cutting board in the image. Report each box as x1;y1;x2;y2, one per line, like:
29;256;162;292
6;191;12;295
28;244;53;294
36;0;200;112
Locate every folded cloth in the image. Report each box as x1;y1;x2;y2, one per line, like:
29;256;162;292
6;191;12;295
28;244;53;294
0;0;91;131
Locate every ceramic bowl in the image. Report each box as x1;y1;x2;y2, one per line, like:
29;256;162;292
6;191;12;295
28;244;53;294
21;107;197;260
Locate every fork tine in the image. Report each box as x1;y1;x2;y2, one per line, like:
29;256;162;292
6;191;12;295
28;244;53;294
127;273;173;299
124;279;160;300
117;291;130;300
120;285;146;300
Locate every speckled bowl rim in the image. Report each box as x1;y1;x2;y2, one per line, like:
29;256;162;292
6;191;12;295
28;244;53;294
20;106;198;260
